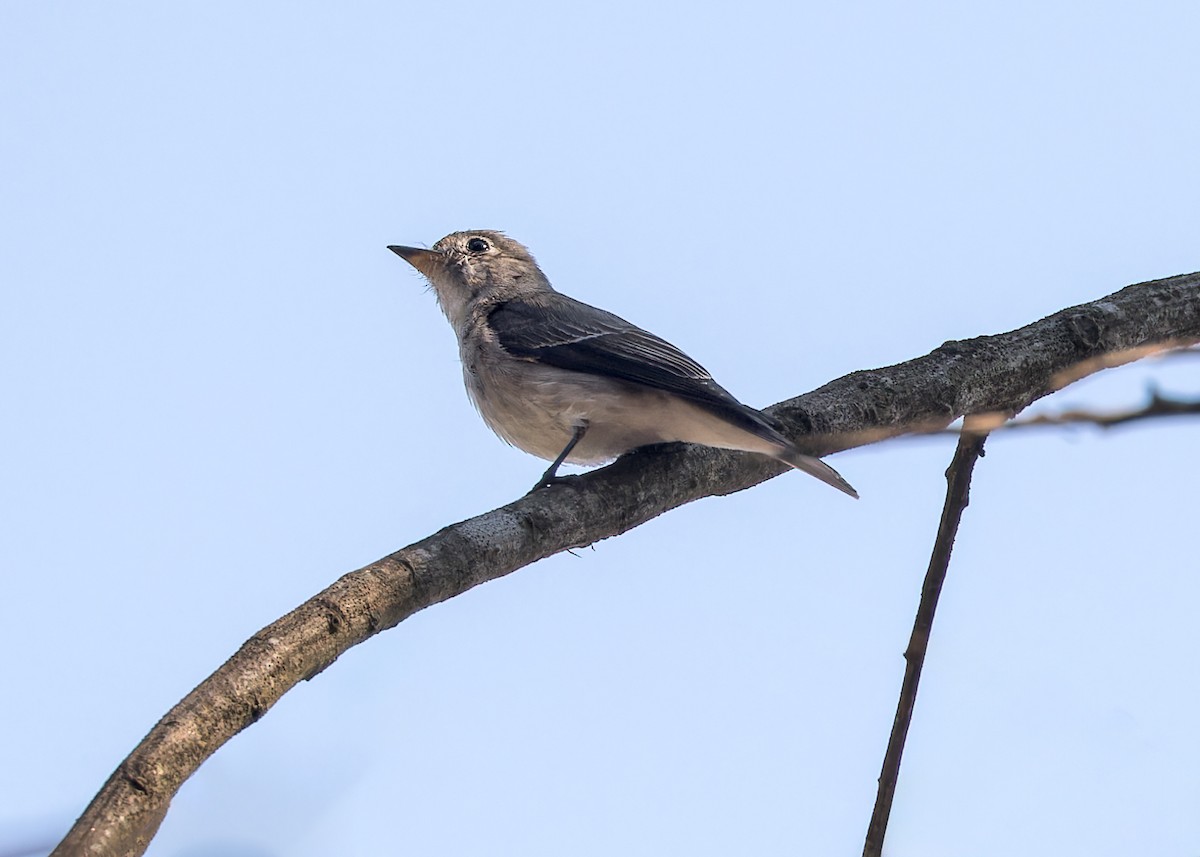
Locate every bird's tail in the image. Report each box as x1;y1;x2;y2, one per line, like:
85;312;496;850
777;448;859;498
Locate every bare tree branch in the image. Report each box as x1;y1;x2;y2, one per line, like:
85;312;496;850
52;271;1200;856
836;342;1200;445
1048;340;1198;389
863;428;988;857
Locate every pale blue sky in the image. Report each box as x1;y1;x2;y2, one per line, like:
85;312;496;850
2;3;1197;855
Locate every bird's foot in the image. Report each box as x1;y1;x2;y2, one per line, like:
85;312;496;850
526;469;579;494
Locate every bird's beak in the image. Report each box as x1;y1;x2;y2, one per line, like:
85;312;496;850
387;245;444;278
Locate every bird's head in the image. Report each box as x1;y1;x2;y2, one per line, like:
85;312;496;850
388;231;552;329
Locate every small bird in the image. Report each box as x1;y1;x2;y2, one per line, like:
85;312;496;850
388;231;857;497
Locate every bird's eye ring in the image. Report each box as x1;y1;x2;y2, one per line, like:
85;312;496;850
466;237;490;253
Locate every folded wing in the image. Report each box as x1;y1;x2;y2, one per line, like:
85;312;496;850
488;293;790;447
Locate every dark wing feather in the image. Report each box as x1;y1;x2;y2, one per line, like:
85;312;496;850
488;294;789;445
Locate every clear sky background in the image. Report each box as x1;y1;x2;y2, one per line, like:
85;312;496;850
2;3;1197;856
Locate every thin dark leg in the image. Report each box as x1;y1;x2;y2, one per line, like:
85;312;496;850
529;423;588;492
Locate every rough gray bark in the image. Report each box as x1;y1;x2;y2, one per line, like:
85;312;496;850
52;271;1200;857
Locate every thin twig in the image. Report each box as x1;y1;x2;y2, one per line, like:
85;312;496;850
863;427;989;857
842;388;1200;446
959;390;1200;434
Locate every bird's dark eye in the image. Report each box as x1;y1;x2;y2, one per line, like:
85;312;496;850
466;237;490;253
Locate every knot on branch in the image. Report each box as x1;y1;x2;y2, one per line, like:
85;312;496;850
1066;310;1105;351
